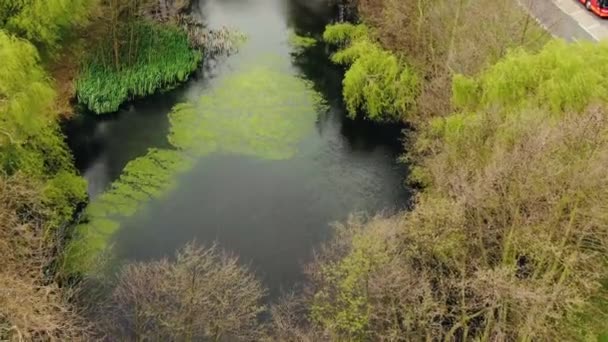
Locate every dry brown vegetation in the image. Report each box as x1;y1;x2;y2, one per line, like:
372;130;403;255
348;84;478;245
102;242;267;341
0;174;91;341
301;108;608;341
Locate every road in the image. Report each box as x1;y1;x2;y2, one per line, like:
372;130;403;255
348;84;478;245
521;0;608;42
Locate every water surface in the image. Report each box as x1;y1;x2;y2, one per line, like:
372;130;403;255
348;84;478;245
66;0;410;296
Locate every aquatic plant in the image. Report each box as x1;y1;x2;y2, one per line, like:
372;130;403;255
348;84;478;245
169;66;328;159
64;149;192;273
76;21;202;114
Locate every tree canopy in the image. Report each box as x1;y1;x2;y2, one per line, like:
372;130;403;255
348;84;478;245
0;0;94;51
324;23;418;122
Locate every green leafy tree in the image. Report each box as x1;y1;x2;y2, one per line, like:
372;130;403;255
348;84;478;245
0;30;86;230
0;0;95;51
0;30;54;146
324;23;418;122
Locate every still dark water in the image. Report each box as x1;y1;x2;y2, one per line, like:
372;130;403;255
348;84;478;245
66;0;410;296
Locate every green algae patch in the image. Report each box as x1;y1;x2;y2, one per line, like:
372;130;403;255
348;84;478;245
64;148;192;274
169;66;327;159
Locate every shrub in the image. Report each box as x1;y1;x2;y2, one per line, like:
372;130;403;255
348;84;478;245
103;242;266;341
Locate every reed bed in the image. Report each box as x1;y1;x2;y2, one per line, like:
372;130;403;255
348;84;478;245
77;21;202;114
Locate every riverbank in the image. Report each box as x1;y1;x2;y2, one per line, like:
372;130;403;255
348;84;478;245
0;2;93;336
0;0;204;338
297;0;608;340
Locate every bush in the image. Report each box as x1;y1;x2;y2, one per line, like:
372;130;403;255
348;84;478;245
103;242;266;341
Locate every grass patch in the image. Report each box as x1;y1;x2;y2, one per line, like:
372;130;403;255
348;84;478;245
76;21;202;114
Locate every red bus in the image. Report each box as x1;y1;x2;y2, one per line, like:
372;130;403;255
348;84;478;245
580;0;608;17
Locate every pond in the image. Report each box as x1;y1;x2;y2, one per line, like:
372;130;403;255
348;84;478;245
65;0;411;297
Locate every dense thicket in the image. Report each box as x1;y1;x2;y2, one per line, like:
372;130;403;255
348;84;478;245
101;243;266;341
304;39;608;341
0;5;89;338
0;175;90;340
331;0;548;123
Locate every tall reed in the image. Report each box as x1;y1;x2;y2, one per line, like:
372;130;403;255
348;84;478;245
77;21;202;114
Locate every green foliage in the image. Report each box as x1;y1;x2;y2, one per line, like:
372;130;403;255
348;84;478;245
0;30;86;231
0;31;55;144
311;226;390;340
324;23;418;122
288;30;317;53
76;21;202;114
64;149;192;273
43;171;88;229
169;65;327;159
0;0;95;51
322;23;369;45
453;40;608;115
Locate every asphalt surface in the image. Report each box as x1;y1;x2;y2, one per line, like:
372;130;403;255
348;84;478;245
522;0;608;42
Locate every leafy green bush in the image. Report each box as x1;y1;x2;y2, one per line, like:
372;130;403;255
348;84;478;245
453;40;608;115
76;21;202;114
0;30;87;231
322;23;369;45
324;23;418;122
1;0;94;51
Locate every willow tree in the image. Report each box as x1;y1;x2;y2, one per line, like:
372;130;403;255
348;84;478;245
323;23;418;122
0;0;95;51
0;30;54;146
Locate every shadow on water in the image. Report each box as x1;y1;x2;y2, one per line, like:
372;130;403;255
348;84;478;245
65;0;412;298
